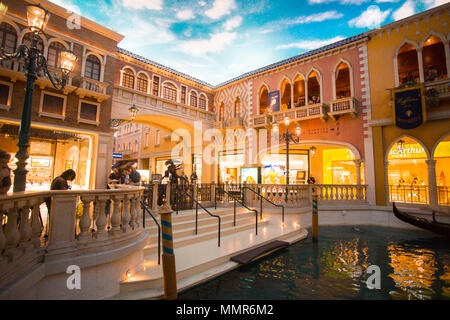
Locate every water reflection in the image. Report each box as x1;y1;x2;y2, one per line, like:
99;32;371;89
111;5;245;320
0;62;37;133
179;226;450;300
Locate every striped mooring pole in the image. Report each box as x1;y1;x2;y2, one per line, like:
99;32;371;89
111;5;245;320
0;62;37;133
160;203;178;300
312;191;319;242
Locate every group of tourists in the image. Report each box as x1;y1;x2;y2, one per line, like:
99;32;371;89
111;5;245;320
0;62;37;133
109;165;141;185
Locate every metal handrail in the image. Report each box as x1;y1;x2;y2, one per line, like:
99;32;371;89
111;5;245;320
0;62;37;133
215;185;259;235
179;190;222;247
141;201;161;265
243;186;285;224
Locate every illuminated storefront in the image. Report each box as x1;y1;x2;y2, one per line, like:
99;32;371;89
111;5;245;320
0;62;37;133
261;151;309;184
218;150;244;183
0;122;94;191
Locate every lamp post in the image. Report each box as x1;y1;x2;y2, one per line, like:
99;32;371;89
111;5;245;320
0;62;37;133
273;116;301;201
109;104;139;128
0;3;78;192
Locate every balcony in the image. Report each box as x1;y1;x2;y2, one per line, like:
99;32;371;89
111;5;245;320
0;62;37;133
329;97;358;119
226;117;244;129
272;103;329;123
75;77;110;102
214;120;226;130
425;78;450;101
252;114;272;128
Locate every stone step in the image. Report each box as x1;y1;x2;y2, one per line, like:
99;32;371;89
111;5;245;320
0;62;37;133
143;218;269;255
143;207;249;224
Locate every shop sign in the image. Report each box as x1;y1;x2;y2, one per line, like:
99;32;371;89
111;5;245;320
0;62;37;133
389;145;425;159
112;153;123;159
269;91;280;113
393;84;426;129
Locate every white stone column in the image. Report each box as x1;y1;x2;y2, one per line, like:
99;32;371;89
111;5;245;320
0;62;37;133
444;40;450;78
417;48;425;83
426;159;438;210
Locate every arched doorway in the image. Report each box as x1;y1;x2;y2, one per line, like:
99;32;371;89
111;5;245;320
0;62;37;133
335;62;351;99
280;78;291;110
434;134;450;206
293;74;305;107
387;137;429;204
397;42;419;85
422;35;448;81
307;70;321;105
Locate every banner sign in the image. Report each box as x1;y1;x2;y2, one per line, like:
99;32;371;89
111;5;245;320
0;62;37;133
393;84;426;130
269;91;280;113
112;153;123;159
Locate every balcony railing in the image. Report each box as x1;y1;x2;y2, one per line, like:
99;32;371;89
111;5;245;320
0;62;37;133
329;97;358;119
75;77;110;102
214;120;226;130
272;103;329;123
437;186;450;206
424;78;450;100
226;117;244;128
253;114;272;128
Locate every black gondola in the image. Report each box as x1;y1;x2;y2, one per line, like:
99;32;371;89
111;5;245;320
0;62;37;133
393;203;450;238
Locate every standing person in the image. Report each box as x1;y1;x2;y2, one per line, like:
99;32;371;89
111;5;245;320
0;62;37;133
0;150;11;195
46;169;76;215
129;167;141;185
109;167;121;183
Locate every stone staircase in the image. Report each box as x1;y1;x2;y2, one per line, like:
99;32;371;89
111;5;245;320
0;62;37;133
143;206;266;255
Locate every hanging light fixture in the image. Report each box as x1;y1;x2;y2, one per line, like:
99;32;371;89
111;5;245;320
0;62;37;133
284;116;290;127
0;2;8;23
272;121;279;133
26;3;50;33
396;139;406;152
129;104;139;120
60;50;78;75
295;124;301;137
310;146;316;157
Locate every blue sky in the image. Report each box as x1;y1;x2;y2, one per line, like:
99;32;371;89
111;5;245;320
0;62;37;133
51;0;448;86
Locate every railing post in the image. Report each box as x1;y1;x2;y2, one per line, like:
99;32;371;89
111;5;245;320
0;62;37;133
110;195;123;235
152;182;158;211
46;193;77;260
30;199;44;248
312;191;319;243
95;195;109;239
18;201;33;252
160;203;178;300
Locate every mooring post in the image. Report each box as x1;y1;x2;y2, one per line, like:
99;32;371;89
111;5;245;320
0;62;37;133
312;189;319;242
160;202;177;300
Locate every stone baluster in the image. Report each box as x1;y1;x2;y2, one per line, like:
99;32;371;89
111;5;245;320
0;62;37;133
122;196;131;232
129;194;138;229
18;201;32;251
111;195;123;235
95;196;108;240
30;199;44;248
4;206;21;259
0;209;6;264
78;196;93;242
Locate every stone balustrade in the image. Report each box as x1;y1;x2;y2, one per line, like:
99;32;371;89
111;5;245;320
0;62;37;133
244;184;367;208
0;186;144;293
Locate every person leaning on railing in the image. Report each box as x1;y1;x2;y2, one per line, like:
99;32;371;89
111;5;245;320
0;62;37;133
0;150;12;195
45;169;77;215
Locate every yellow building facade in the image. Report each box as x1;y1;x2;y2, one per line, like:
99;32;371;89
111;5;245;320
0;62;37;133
366;3;450;208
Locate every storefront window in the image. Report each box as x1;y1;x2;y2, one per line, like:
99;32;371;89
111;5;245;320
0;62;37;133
434;136;450;206
218;151;244;184
0;123;93;191
387;138;428;204
261;152;309;184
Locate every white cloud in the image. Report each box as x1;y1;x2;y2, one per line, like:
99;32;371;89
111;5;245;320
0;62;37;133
199;0;207;6
392;0;416;21
277;36;345;50
49;0;82;13
176;9;195;21
375;0;400;2
177;32;237;55
289;11;344;24
121;0;163;10
348;5;391;28
308;0;369;4
205;0;237;20
224;16;243;31
120;18;176;51
422;0;449;9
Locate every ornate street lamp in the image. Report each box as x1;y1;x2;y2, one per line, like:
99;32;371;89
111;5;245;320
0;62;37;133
0;3;78;192
309;146;316;157
273;116;301;200
109;105;139;128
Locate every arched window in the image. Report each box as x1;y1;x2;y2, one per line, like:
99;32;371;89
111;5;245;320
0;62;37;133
423;35;447;82
307;71;321;105
397;43;419;85
259;85;269;114
219;102;225;121
47;41;66;69
280;79;291;110
190;91;197;108
137;73;149;93
434;134;450;206
85;55;101;81
293;75;305;107
0;23;17;70
335;62;351;99
122;68;135;89
163;82;177;101
199;94;207;110
234;97;241;117
387;137;429;204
